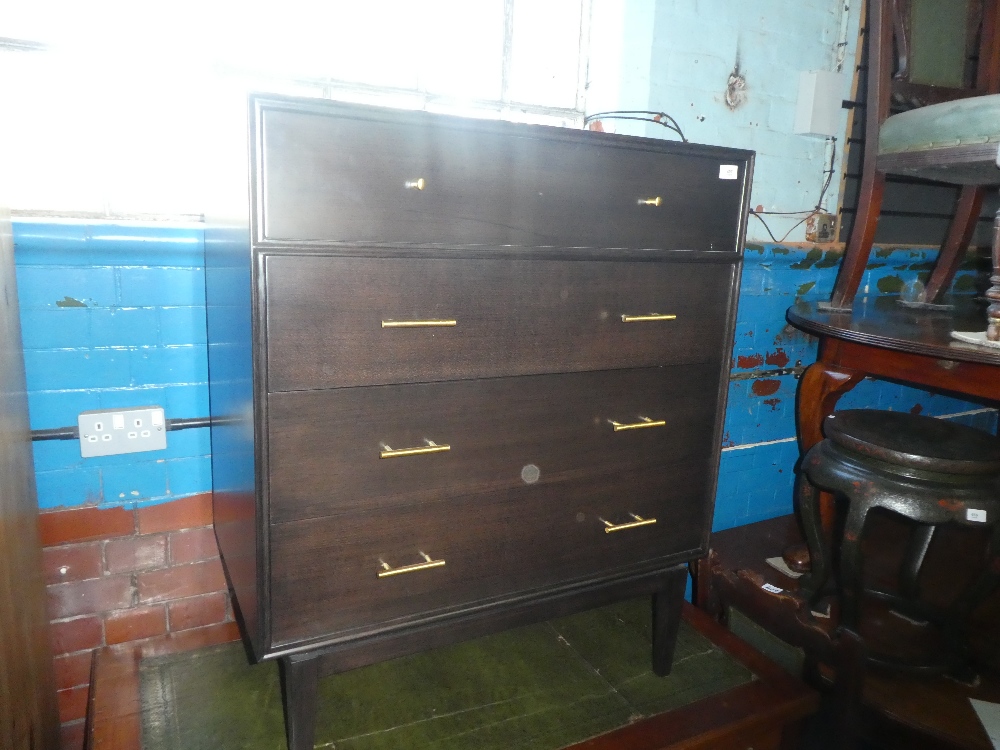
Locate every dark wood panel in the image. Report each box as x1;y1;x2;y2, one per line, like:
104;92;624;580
267;366;719;523
0;209;59;749
264;255;733;392
269;464;706;646
258;106;748;251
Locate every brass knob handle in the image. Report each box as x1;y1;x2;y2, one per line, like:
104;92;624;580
405;178;426;190
377;551;445;578
621;313;676;323
379;439;450;459
609;417;665;432
600;513;657;533
638;196;662;206
382;319;456;328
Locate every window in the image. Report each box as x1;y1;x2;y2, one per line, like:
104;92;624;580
0;0;591;215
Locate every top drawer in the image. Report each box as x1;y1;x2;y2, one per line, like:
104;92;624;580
257;106;750;250
264;255;734;391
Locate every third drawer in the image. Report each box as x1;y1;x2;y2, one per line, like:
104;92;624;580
266;365;722;523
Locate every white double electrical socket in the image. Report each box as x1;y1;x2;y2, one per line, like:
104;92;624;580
78;406;167;457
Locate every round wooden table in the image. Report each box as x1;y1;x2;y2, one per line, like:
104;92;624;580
786;296;1000;534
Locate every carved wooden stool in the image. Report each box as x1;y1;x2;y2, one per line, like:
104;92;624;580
797;410;1000;675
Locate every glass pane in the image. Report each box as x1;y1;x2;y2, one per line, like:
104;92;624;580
508;0;584;109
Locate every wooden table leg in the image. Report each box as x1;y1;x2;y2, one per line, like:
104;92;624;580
784;359;865;572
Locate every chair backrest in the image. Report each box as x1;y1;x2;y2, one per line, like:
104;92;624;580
881;0;999;114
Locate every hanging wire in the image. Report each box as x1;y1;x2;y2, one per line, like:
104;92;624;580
583;110;687;142
752;137;839;243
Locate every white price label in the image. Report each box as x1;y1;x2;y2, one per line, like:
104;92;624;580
719;165;739;180
967;508;987;523
761;583;783;594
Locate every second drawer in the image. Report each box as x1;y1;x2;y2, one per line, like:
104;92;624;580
264;255;734;392
267;365;721;523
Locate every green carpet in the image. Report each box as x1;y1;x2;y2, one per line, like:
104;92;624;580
140;599;754;750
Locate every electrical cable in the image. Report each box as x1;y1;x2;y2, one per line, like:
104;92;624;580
753;137;839;243
31;416;213;442
749;210;779;242
583;110;687;142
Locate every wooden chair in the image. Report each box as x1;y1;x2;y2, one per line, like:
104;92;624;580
828;0;1000;313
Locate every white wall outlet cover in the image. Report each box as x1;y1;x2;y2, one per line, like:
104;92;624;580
78;406;167;458
794;70;846;137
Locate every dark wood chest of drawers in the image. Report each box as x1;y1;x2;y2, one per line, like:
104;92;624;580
206;95;753;749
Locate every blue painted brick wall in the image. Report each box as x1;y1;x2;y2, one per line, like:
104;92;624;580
14;219;211;510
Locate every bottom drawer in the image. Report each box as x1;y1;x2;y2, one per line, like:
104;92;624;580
268;463;708;647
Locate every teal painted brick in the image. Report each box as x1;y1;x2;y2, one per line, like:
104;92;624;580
165;455;213;498
129;346;208;386
16;265;116;309
84;224;203;265
90;307;159;347
19;308;89;349
33;439;85;473
27;390;102;430
102;461;168;505
118;267;205;307
12;221;89;259
98;386;167;411
13;220;203;267
159;307;208;346
24;349;131;391
35;467;103;509
163;384;210;417
158;427;211;460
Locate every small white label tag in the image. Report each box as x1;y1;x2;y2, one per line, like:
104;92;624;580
761;583;783;594
719;164;739;180
967;508;988;523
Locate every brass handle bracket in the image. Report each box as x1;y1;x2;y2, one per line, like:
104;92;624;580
638;196;662;206
609;416;666;432
377;551;445;578
600;513;657;533
621;313;676;323
380;439;451;459
382;319;456;328
405;178;426;190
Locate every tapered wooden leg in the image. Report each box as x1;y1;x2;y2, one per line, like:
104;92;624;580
839;501;872;631
651;565;689;676
922;185;984;303
280;654;320;750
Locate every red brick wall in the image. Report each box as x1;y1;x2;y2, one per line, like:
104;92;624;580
39;493;239;750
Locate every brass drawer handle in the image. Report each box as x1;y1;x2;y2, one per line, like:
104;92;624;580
609;416;665;432
637;196;662;206
621;313;676;323
600;513;657;533
379;439;450;459
405;178;426;190
382;319;456;328
377;551;445;578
